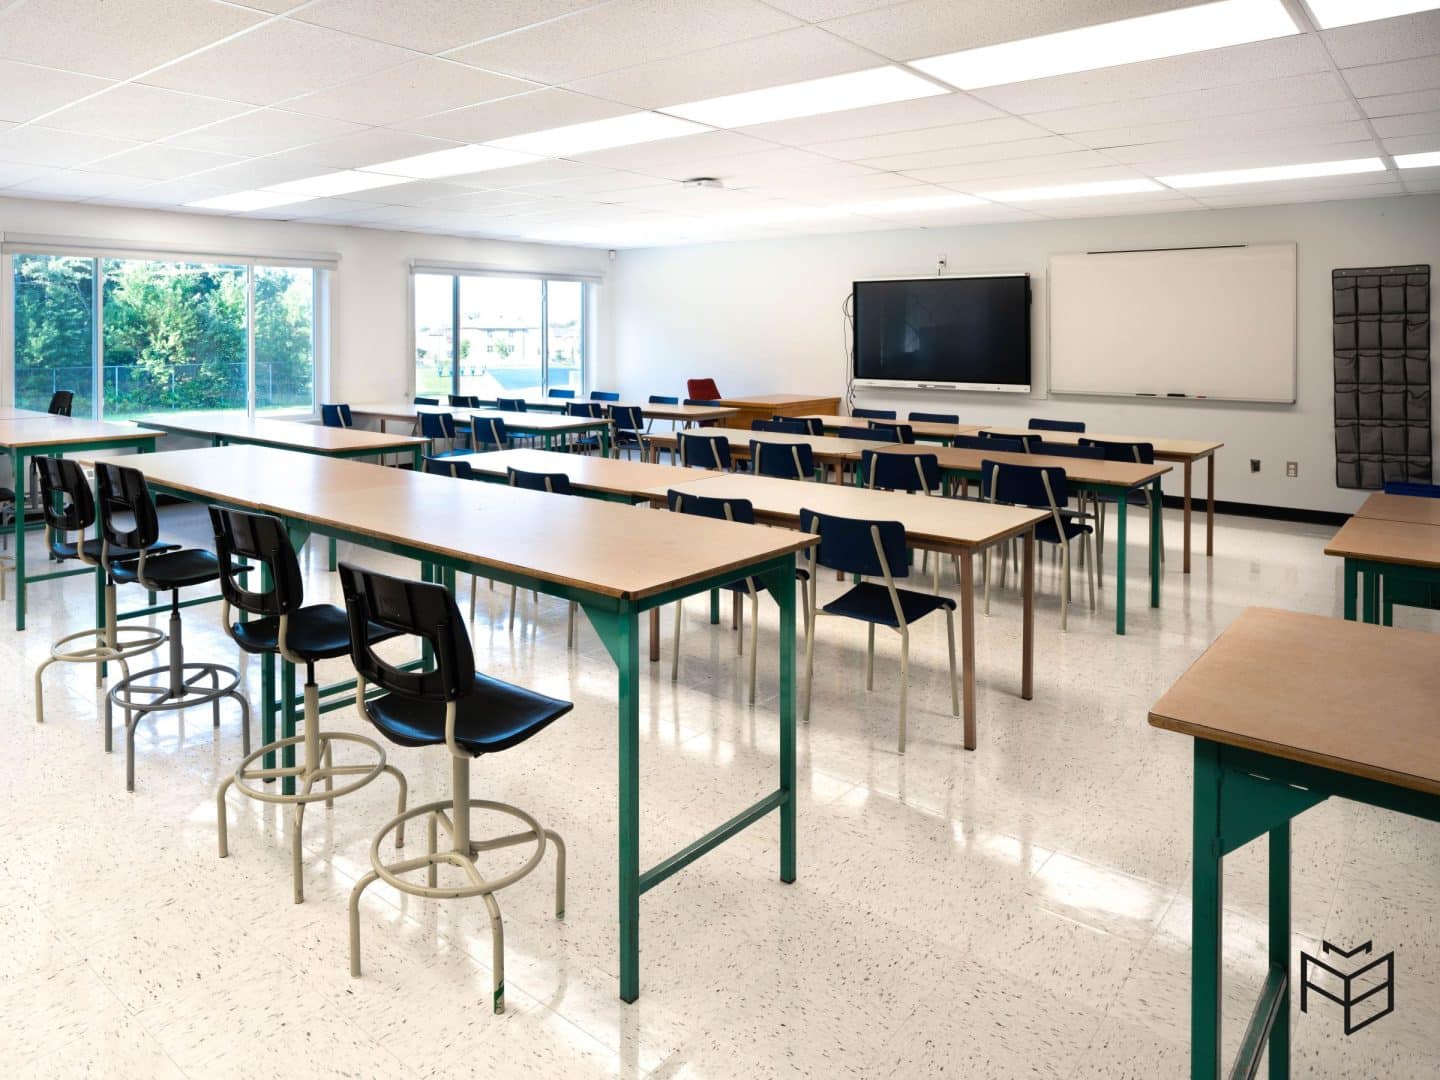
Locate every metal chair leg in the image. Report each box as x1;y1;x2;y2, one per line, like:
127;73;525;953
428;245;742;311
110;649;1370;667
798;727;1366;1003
945;609;959;718
865;623;875;690
897;627;910;755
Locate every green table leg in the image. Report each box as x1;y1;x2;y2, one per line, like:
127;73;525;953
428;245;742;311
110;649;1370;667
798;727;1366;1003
710;589;720;624
615;609;641;1002
13;448;27;631
600;423;612;459
772;566;797;884
1191;739;1223;1079
281;658;297;797
1268;820;1291;1079
261;650;276;777
1150;479;1161;609
328;537;337;571
1343;558;1357;620
411;446;422;472
1116;495;1128;635
1362;569;1380;625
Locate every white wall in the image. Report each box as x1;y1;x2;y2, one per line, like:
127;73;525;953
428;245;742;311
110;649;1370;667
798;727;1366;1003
605;194;1440;514
0;194;610;406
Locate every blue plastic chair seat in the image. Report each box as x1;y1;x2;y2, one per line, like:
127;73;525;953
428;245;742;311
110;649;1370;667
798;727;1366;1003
822;582;956;628
231;604;399;661
1035;517;1093;545
367;673;573;756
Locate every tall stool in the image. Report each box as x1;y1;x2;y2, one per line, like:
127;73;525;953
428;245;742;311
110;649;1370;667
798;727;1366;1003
33;457;169;724
339;563;570;1014
95;462;250;791
210;508;408;903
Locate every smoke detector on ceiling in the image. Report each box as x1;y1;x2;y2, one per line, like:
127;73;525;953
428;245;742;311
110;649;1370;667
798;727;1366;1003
682;177;724;189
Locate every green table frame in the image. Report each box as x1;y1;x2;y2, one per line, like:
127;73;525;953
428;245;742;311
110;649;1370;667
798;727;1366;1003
6;429;160;631
1339;557;1440;625
1189;739;1440;1078
135;471;799;1004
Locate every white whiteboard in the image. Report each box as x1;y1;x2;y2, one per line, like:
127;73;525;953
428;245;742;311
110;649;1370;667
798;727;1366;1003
1047;244;1296;403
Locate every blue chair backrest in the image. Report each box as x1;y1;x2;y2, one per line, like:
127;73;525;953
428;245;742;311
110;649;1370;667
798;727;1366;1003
449;395;480;408
423;456;473;479
567;401;603;418
679;431;731;469
420;412;457;439
591;391;620;401
837;426;878;440
909;411;958;424
861;450;940;492
852;408;896;420
1034;442;1105;460
980;430;1040;452
649;394;679;405
414;396;439;406
750;440;814;480
320;403;352;428
610;404;644;431
1079;438;1155;465
507;467;571;494
666;489;756;525
856;424;901;444
799;509;908;578
980;460;1070;510
1029;418;1086;433
496;397;526;412
684;397;720;407
871;421;914;444
547;388;575;399
1383;480;1440;497
472;417;508;449
954;433;1026;453
752;419;808;434
782;416;825;436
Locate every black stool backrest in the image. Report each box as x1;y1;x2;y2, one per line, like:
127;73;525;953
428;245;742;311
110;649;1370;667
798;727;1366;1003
95;462;159;551
339;563;474;704
209;507;302;619
47;390;74;416
35;456;94;534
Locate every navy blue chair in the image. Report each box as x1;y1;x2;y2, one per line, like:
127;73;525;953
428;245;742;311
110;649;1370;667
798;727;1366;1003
980;430;1041;452
321;403;352;428
338;562;570;1015
547;388;575;399
450;395;481;409
909;411;958;424
1034;442;1104;460
423;457;474;479
420;412;469;458
781;416;825;436
684;397;720;407
413;396;439;406
980;460;1094;631
590;390;620;402
470;416;510;452
649;394;679;405
954;433;1027;454
860;450;940;493
1029;418;1086;433
750;439;815;480
609;404;646;460
869;421;914;444
496;397;527;412
752;419;809;435
852;408;896;420
1383;481;1440;497
799;508;958;752
1080;438;1164;569
506;468;578;639
678;431;731;470
667;490;809;703
563;401;604;453
837;426;881;440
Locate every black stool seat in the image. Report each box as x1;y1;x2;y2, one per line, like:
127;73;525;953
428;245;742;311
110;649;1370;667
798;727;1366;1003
54;538;176;563
112;548;220;589
367;674;572;755
230;603;399;661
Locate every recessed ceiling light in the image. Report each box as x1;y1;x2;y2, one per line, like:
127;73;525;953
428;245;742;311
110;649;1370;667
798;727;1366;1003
911;0;1298;89
1395;150;1440;169
263;170;408;198
1305;1;1440;28
1160;157;1387;187
841;193;989;215
186;190;316;212
488;112;710;157
661;66;948;129
361;145;541;180
978;178;1164;202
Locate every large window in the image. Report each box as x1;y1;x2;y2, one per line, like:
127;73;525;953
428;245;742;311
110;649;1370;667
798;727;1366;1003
11;251;318;419
414;272;589;400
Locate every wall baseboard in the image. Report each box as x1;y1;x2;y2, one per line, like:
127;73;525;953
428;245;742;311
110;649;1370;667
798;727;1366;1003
1158;494;1348;526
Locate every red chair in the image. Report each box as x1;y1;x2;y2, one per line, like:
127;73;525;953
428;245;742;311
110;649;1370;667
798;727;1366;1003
686;378;721;401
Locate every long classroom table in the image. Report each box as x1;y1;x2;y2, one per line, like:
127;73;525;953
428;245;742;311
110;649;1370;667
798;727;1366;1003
1149;607;1440;1079
645;427;895;478
1324;511;1440;624
801;413;981;444
348;402;613;456
133;411;427;467
116;444;810;1004
2;415;161;630
877;444;1170;635
471;397;740;426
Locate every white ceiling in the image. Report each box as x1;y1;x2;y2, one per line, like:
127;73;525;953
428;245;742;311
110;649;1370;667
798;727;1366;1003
0;0;1434;247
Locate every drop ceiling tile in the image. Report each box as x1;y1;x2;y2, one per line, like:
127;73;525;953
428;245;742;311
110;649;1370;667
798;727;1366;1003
522;171;665;197
1027;197;1206;220
607;185;789;212
42;84;252;142
1321;12;1440;68
1360;89;1440;117
1342;55;1440;98
734;92;1005;146
448;0;799;84
284;58;535;127
759;172;928;198
972;35;1331;115
249;196;392;220
1372;111;1440;137
763;0;900;18
0;161;60;189
858;135;1087;173
0;126;140;168
142;20;417;106
1383;132;1440;155
295;0;601;55
0;61;112;125
277;128;462;170
819;0;1192;61
1103;120;1375;163
87;142;239;180
573;130;775;170
174;154;341;190
9;168;149;200
165;109;366;156
395;88;632;142
106;177;234;205
0;0;265;79
675;147;879;186
1068;101;1362;148
925;161;1144;187
449;158;607;189
807;116;1053;162
415;189;550;213
1195;181;1404;208
1027;72;1350;134
564;25;878;109
354;180;479;205
1130;140;1383;175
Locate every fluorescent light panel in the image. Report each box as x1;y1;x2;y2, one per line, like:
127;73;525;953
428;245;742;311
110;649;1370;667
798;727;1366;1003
661;66;947;128
263;170;407;198
489;112;709;157
912;0;1298;89
1306;1;1440;28
186;190;315;211
1395;150;1440;169
361;145;539;179
979;178;1162;202
1160;157;1386;187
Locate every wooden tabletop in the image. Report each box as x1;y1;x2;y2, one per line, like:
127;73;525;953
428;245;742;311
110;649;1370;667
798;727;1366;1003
644;472;1047;552
717;393;838;407
135;411;428;453
632;402;739;422
0;416;161;449
0;406;54;420
802;414;983;440
980;426;1223;460
118;445;812;601
453;447;700;497
465;408;613;433
879;444;1171;489
647;428;895;460
1149;607;1440;796
1355;492;1440;528
1324;516;1440;568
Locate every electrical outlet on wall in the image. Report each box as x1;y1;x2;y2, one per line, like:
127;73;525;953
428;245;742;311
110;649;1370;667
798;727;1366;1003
1250;459;1261;473
1286;461;1298;477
